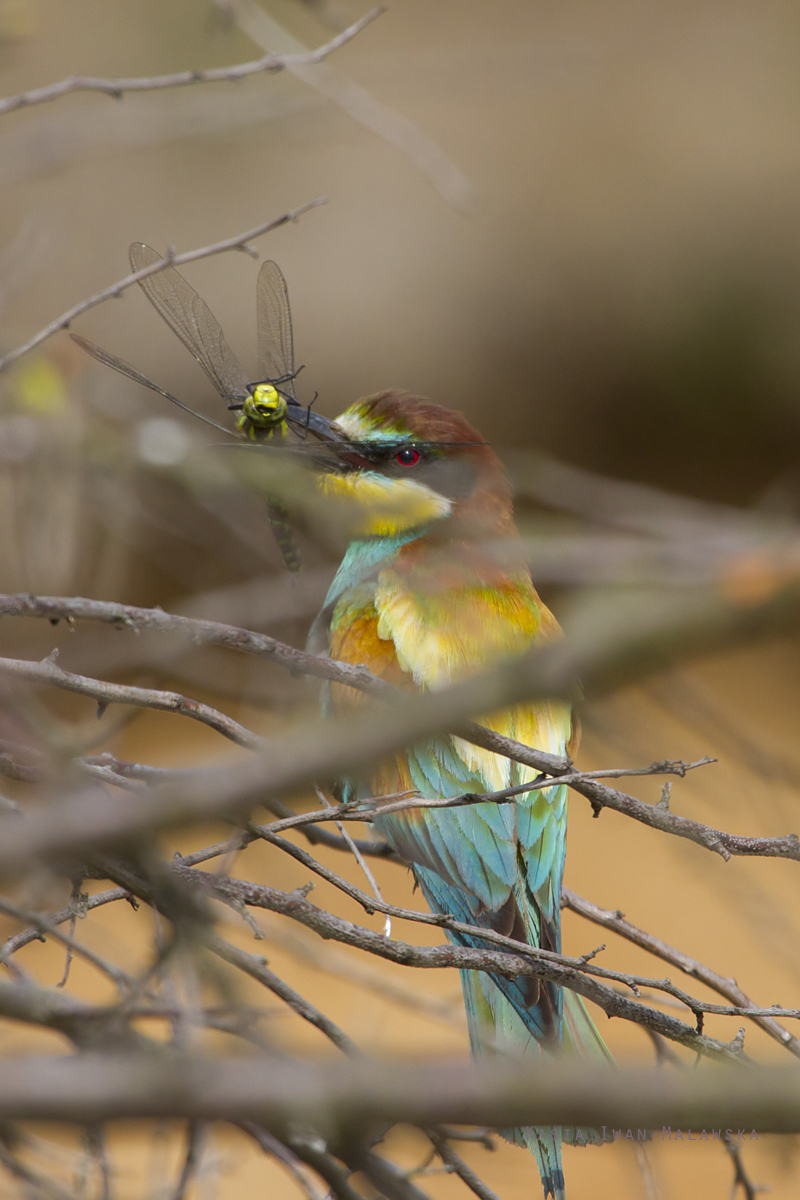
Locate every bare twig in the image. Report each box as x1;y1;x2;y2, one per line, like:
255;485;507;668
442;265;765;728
315;787;392;937
0;888;133;961
264;794;400;860
563;887;800;1058
0;895;132;989
258;757;713;826
0;978;154;1052
0;202;325;373
78;762;148;792
0;10;384;116
0;594;398;697
0;653;268;752
633;1144;662;1200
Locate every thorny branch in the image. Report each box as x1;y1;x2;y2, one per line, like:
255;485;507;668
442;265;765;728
0;9;384;116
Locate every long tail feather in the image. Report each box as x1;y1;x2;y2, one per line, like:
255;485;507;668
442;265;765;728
461;970;565;1199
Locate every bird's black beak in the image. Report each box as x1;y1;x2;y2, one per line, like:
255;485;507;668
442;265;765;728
291;404;348;446
284;404;375;472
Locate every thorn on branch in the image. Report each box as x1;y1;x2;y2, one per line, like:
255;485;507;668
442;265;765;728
656;782;671;810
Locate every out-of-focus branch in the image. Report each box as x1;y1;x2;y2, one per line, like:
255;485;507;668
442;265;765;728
0;10;384;116
0;895;131;988
340;1143;430;1200
216;0;474;211
0;1128;79;1200
725;1140;764;1200
563;887;800;1059
425;1130;501;1200
171;1121;204;1200
282;1133;366;1200
0;654;267;752
0;979;149;1051
238;1124;327;1200
0;1054;798;1132
207;933;360;1056
0;202;325;373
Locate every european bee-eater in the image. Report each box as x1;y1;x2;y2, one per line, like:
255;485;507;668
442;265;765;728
69;247;606;1192
309;390;608;1199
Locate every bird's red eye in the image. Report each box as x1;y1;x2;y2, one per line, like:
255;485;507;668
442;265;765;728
396;447;420;466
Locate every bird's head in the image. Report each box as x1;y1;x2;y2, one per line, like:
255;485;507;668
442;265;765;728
312;390;514;540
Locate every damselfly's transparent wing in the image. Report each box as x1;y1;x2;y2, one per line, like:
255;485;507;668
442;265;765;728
130;243;250;406
256;260;296;401
69;334;235;436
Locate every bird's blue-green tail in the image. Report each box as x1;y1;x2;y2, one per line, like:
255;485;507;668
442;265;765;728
461;969;611;1200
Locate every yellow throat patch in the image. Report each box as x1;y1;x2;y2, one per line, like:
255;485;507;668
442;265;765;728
318;470;452;537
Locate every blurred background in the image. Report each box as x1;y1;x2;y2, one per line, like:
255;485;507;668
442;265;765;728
1;1;800;1197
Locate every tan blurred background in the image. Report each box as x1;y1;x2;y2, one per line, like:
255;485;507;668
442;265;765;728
1;1;800;1198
